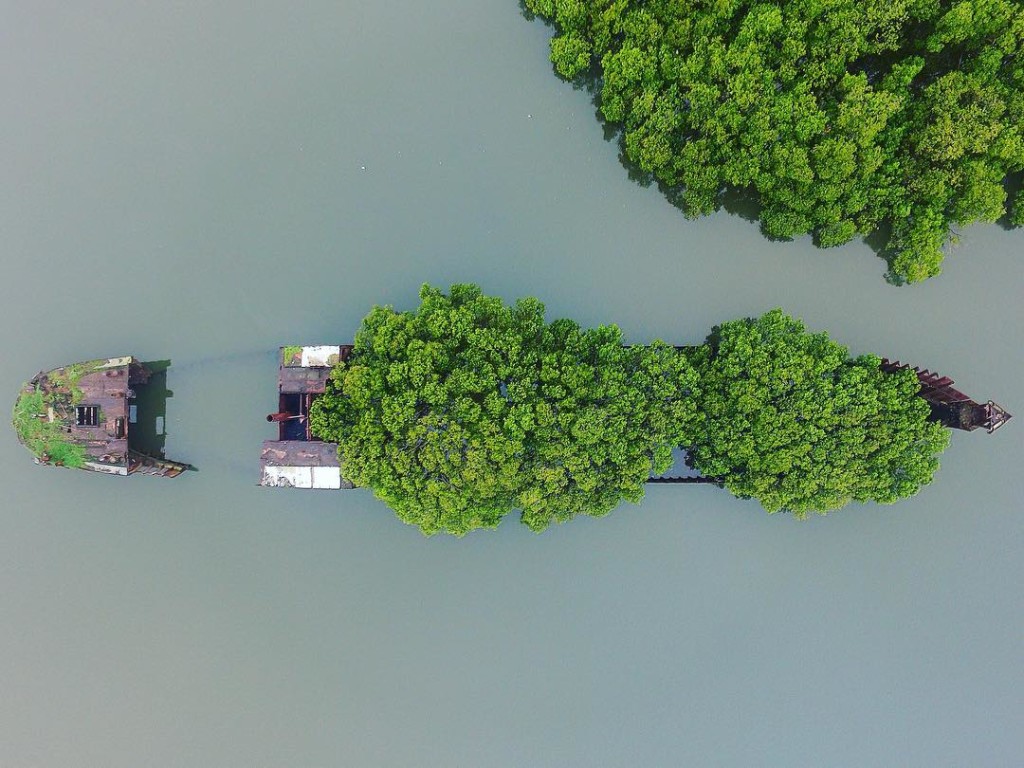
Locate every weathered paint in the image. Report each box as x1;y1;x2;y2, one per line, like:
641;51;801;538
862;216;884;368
260;465;342;489
299;346;341;368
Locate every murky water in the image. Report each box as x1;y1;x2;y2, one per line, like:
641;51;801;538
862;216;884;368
2;3;1022;766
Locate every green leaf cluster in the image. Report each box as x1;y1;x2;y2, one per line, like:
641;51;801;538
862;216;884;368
12;387;88;469
686;309;951;515
524;0;1024;282
309;284;696;535
311;285;951;534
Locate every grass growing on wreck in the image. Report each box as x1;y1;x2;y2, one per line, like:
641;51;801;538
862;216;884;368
48;360;105;400
282;346;303;366
12;387;87;468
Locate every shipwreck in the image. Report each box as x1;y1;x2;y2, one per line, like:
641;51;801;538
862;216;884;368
258;347;1011;490
13;356;189;477
258;346;354;489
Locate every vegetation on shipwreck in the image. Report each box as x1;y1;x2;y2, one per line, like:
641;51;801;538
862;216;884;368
12;360;110;468
522;0;1024;282
309;284;958;536
12;357;189;477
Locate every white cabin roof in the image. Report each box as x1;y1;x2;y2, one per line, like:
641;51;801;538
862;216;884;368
300;346;341;368
260;464;343;490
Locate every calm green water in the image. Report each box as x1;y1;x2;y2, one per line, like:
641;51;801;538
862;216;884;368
2;3;1022;766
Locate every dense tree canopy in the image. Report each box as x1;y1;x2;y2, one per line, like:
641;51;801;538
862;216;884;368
309;284;696;535
685;309;951;514
524;0;1024;282
310;285;952;534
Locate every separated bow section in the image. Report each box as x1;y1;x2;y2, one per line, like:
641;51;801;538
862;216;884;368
13;356;189;477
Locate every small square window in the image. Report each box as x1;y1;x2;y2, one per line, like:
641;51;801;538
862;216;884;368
76;405;99;427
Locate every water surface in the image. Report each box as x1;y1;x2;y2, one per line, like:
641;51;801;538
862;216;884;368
2;3;1022;766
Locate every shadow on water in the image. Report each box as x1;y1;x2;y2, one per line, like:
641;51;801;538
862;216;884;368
130;360;171;459
998;171;1023;231
862;221;905;286
718;186;761;225
131;360;197;472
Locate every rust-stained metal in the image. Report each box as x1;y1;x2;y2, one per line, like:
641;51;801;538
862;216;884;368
881;359;1012;433
260;346;354;489
14;356;189;477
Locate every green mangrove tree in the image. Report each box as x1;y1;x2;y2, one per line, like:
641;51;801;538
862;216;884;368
309;284;696;535
524;0;1024;282
310;284;950;535
685;309;951;515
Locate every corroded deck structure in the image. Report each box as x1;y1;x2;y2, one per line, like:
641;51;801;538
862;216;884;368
259;346;355;489
13;356;188;477
881;359;1012;433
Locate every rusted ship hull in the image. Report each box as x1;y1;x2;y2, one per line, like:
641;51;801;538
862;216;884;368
13;356;189;477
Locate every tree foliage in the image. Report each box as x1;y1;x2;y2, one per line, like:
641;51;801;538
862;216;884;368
309;284;695;535
685;309;951;515
310;285;952;534
524;0;1024;282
